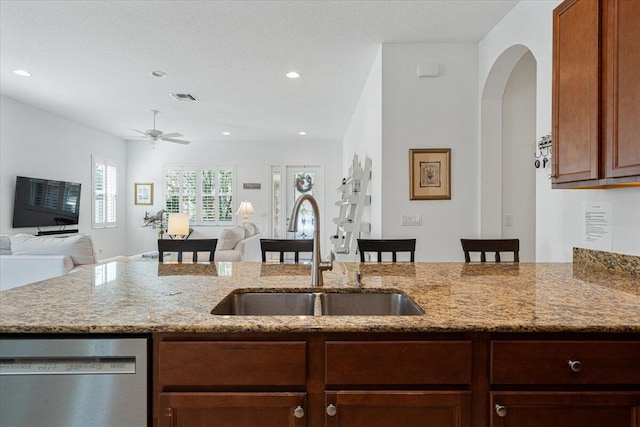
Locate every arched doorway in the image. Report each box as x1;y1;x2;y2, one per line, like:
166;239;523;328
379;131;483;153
481;45;537;261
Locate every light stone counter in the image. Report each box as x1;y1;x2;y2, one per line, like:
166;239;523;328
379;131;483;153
0;261;639;334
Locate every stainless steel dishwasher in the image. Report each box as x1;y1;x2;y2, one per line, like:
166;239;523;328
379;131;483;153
0;337;148;427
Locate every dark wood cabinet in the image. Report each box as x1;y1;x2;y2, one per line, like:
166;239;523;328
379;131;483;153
324;341;472;427
154;333;640;427
604;0;640;179
159;392;306;427
326;391;472;427
155;340;308;427
552;0;640;188
490;340;640;426
490;392;640;427
552;0;600;184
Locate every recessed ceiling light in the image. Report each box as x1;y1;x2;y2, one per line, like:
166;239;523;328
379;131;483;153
151;70;167;78
222;131;231;136
298;131;307;136
13;69;31;77
286;71;300;79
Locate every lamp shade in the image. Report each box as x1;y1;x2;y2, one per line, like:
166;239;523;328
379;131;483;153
167;213;190;237
236;201;256;224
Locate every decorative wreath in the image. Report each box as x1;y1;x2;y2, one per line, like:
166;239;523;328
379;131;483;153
295;173;313;193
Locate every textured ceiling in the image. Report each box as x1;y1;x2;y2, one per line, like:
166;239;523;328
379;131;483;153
0;0;518;143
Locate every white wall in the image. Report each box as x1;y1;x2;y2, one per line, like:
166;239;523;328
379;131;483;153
126;139;342;256
381;43;479;261
501;52;536;261
480;0;640;260
0;95;128;259
342;47;382;238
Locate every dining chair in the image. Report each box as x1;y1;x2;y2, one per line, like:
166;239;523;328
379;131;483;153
357;239;416;262
260;239;314;263
157;239;217;262
460;238;519;262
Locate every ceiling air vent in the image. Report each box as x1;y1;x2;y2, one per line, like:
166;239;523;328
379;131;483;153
169;93;198;102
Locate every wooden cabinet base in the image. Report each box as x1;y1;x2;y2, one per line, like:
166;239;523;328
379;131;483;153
326;391;472;427
491;392;640;427
158;392;306;427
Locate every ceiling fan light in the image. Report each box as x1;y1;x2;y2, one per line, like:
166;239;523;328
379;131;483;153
286;71;300;79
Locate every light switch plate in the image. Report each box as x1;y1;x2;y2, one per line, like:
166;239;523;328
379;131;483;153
401;214;423;226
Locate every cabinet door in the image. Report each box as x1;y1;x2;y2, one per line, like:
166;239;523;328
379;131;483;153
325;391;471;427
552;0;601;183
491;392;640;427
159;392;306;427
605;0;640;178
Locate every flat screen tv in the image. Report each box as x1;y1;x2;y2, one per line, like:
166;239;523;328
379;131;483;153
12;176;82;228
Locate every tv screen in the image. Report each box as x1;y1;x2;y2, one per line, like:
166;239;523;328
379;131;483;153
12;176;81;228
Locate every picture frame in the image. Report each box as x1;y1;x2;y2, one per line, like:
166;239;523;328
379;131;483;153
135;183;154;205
409;148;451;200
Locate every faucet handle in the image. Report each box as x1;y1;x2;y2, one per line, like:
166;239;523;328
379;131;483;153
319;251;334;272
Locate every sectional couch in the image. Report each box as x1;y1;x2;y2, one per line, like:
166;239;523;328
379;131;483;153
213;222;262;262
0;233;128;291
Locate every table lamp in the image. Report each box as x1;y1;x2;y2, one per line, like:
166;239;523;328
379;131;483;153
167;213;190;239
236;201;256;225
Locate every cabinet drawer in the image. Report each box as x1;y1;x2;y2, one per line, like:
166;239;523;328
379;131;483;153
325;341;472;386
491;392;640;427
491;341;640;385
158;341;306;388
159;392;306;427
326;391;472;427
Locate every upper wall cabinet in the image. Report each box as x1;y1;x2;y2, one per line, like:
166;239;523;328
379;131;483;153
552;0;640;189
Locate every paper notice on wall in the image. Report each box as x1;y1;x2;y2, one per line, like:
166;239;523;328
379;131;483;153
581;202;612;251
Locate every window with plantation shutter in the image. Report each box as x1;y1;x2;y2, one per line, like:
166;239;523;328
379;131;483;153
163;165;234;226
92;156;117;228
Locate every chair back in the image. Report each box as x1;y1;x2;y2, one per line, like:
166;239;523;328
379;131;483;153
157;239;217;262
357;239;416;262
460;239;519;262
260;239;313;263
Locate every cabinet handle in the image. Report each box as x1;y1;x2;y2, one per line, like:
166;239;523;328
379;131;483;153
326;404;337;416
293;406;304;418
495;404;507;417
569;360;582;372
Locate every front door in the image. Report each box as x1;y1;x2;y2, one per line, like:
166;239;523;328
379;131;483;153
269;164;324;241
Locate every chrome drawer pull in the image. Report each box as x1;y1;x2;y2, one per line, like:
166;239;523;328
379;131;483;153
569;360;582;372
293;406;304;418
495;404;507;417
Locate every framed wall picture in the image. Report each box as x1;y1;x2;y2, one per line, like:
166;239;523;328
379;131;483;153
409;148;451;200
135;183;154;205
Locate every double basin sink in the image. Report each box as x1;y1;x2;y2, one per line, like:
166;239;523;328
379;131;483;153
211;289;424;316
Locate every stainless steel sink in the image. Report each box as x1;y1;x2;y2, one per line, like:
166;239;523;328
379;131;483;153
211;289;423;316
320;291;424;316
211;292;315;315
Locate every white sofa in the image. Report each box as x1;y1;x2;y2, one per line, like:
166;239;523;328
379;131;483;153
214;223;262;262
0;233;128;291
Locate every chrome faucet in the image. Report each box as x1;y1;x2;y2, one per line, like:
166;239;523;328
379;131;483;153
287;194;333;286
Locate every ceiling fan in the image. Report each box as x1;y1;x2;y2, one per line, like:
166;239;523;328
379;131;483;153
131;110;190;145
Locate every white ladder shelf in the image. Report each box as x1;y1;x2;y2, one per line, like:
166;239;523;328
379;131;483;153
330;154;371;261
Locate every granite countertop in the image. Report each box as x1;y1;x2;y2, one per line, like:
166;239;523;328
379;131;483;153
0;260;639;334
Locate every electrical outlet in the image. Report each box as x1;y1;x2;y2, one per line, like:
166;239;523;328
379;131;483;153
504;214;513;227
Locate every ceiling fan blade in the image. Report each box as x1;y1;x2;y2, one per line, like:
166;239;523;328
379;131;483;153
162;137;191;145
161;132;183;138
130;128;148;135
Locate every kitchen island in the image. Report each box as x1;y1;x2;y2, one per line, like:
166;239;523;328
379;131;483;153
1;260;639;427
0;261;639;334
